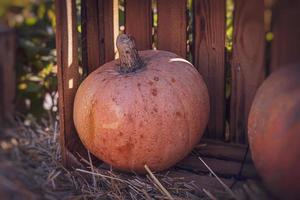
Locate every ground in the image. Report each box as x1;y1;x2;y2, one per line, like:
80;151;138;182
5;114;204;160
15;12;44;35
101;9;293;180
0;119;272;200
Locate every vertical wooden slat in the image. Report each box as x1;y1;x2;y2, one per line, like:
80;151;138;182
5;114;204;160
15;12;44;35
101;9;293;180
194;0;226;140
82;0;114;74
100;0;115;62
157;0;186;58
0;27;16;126
270;0;300;72
55;0;83;167
125;0;152;50
230;0;265;143
113;0;119;57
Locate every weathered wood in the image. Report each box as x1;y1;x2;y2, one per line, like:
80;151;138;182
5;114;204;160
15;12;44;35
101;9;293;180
125;0;152;50
177;154;258;179
0;25;16;127
55;0;84;167
270;0;300;72
194;0;226;140
157;0;186;58
82;0;114;74
230;0;265;143
198;139;252;163
166;170;234;198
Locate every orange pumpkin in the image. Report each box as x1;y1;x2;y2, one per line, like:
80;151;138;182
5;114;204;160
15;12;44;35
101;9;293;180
74;34;209;173
248;65;300;199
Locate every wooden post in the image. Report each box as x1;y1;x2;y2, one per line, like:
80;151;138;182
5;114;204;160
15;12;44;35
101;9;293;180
157;0;187;58
194;0;226;140
81;0;114;74
230;0;265;143
270;0;300;72
125;0;152;50
55;0;85;167
0;24;16;127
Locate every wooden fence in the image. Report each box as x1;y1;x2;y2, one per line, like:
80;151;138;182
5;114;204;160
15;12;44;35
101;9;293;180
54;0;300;167
0;25;16;127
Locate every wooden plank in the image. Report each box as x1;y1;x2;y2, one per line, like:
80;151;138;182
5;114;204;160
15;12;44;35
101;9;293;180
125;0;152;50
270;0;300;72
177;154;258;179
0;26;16;127
157;0;186;58
230;0;265;144
165;170;234;198
82;0;114;74
194;0;226;140
55;0;85;167
197;139;252;163
99;0;114;62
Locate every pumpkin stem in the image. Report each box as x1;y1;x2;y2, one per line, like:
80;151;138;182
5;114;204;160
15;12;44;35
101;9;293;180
116;34;144;73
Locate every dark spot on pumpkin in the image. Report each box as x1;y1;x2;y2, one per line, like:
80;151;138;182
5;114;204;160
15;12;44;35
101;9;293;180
176;112;182;117
148;81;153;85
140;135;144;139
117;138;134;154
171;78;176;83
102;138;106;143
109;158;117;164
151;88;158;96
137;83;141;87
127;114;134;123
154;76;159;81
153;107;158;113
112;97;117;103
139;122;143;127
102;78;106;82
119;131;124;136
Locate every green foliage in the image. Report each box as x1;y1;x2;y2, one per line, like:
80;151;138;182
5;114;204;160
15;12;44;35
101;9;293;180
226;0;234;52
2;0;57;120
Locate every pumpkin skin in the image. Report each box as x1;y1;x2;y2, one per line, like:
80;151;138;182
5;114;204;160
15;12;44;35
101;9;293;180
248;65;300;199
73;37;210;173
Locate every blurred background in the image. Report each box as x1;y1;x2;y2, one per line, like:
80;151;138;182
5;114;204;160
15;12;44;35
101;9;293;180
0;0;57;124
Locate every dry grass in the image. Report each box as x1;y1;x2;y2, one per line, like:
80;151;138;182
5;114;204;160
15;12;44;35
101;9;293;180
0;118;270;200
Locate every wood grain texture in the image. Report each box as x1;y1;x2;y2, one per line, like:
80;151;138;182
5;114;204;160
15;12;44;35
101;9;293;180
125;0;152;50
270;0;300;72
177;154;258;179
0;26;16;127
157;0;187;58
167;170;234;198
198;139;252;163
230;0;265;144
55;0;84;167
194;0;226;140
82;0;114;74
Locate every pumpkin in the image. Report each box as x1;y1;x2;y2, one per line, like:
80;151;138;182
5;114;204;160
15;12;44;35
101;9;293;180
248;65;300;199
73;34;210;173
